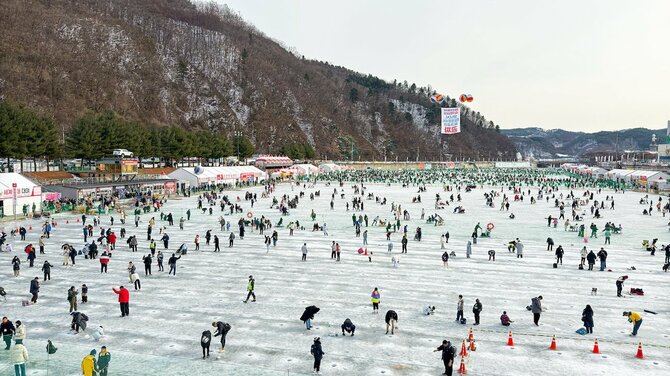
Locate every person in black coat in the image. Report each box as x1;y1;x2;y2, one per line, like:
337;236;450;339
142;254;152;276
42;260;54;281
200;330;211;359
341;318;355;336
213;235;220;252
300;306;320;330
310;337;324;373
161;233;170;249
29;277;40;303
555;245;564;265
385;310;398;335
472;299;483;325
70;311;88;333
434;339;456;376
27;246;36;267
69;246;77;265
168;253;181;275
1;317;15;350
586;250;597;271
582;305;594;334
212;321;231;352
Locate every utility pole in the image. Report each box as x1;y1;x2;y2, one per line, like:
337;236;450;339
235;131;242;163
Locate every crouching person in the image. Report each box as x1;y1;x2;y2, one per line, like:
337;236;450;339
341;318;355;336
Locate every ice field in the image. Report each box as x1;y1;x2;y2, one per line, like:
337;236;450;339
1;179;669;375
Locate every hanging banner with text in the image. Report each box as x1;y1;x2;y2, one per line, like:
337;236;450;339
441;107;461;134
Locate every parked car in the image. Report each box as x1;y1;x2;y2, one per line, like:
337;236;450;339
112;149;133;157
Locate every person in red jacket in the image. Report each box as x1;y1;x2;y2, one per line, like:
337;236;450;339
100;251;110;273
112;286;130;317
108;232;117;251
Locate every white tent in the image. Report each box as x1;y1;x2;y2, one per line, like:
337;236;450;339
319;163;341;173
605;169;633;181
168;166;267;187
291;164;319;176
0;173;42;217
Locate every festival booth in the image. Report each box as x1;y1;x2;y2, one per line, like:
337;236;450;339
254;156;293;171
0;173;42;217
168;166;267;187
627;170;670;192
46;179;178;201
648;174;670;193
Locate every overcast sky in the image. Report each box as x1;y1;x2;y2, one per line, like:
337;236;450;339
217;0;669;132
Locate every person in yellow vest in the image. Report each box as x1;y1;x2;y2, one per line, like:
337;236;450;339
81;349;98;376
623;311;642;336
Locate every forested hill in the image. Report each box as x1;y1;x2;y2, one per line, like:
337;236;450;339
0;0;516;160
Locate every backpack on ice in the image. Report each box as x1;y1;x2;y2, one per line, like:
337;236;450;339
578;264;584;270
46;340;58;354
552;263;558;268
459;318;467;325
630;288;644;296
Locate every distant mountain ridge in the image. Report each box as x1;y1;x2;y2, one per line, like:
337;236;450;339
502;127;666;158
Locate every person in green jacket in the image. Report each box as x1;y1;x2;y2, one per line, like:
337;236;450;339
97;346;111;376
604;228;611;245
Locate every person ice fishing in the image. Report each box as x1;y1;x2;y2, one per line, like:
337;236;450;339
168;253;181;275
616;275;628;297
546;237;554;252
472;298;482;325
244;275;256;303
341;318;355;336
582;305;594;334
371;287;380;313
301;306;320;330
597;248;608;271
97;346;111;376
434;339;456;376
81;349;97;376
2;317;15;350
11;341;29;376
555;245;564;265
112;286;130;317
200;330;211;359
587;250;597;270
310;337;324;374
212;321;231;352
442;251;449;267
623;311;642;336
385;310;398;335
500;311;513;326
531;296;543;326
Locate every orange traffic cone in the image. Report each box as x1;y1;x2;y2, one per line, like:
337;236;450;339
549;335;557;350
506;330;514;346
635;342;644;359
469;338;476;352
29;226;32;231
459;340;468;357
364;248;368;255
592;338;600;354
66;219;69;224
467;327;474;342
457;355;467;374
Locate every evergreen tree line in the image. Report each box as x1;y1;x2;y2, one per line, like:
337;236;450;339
0;100;261;171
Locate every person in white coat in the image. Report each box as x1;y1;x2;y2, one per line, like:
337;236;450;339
580;246;587;266
516;240;524;259
91;326;105;341
14;321;25;345
11;342;29;376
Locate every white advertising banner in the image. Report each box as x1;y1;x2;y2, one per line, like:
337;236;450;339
441;108;460;134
